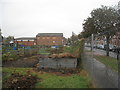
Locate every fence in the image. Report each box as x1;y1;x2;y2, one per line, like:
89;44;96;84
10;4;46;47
83;30;120;88
82;50;119;88
85;31;120;60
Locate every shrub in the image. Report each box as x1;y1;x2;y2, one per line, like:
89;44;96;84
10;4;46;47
2;53;9;62
2;52;19;62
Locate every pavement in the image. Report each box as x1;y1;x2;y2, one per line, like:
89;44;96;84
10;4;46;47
82;47;119;88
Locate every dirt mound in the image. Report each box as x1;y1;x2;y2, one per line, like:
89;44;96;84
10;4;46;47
49;53;76;58
3;55;40;67
4;73;38;89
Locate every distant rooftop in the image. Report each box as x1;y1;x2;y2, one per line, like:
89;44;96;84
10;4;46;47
15;37;35;40
36;33;63;37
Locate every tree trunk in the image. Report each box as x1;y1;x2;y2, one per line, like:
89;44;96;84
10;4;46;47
106;35;110;56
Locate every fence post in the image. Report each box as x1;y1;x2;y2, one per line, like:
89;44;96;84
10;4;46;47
117;38;120;61
91;34;94;51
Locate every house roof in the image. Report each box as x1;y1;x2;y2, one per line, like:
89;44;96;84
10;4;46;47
36;33;63;37
15;37;35;40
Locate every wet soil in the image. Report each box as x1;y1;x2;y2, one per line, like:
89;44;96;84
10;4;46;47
2;55;41;68
3;73;38;89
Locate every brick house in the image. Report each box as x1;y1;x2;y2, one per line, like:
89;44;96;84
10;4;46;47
111;32;120;46
14;37;36;46
36;33;64;46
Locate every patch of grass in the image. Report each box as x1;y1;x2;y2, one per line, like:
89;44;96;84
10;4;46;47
39;53;50;55
35;73;89;88
38;48;50;55
2;67;32;87
3;67;31;75
3;68;91;88
94;55;118;72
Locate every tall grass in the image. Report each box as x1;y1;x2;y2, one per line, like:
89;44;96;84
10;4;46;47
63;38;85;58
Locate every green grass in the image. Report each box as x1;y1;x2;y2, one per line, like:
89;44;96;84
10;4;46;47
38;48;50;55
38;53;50;55
2;67;32;87
95;55;118;72
35;73;89;88
3;67;90;88
3;67;31;75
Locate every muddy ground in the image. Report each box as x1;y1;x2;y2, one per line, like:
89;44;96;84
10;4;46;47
2;55;41;68
3;54;82;89
3;73;38;89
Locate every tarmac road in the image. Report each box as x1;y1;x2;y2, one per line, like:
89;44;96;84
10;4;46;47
85;47;119;59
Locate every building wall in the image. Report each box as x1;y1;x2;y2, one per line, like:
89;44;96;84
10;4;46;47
110;32;120;46
15;40;36;46
36;36;63;46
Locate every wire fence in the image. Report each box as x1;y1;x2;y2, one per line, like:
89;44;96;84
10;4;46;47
82;30;120;88
82;51;119;88
84;31;120;60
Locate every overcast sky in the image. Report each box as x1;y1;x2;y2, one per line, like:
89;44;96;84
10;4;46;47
0;0;119;38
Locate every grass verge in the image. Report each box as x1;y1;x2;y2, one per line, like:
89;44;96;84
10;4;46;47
94;55;118;72
35;73;89;88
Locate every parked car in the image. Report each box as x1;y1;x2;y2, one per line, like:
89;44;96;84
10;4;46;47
85;43;91;47
104;44;114;51
112;46;120;53
93;44;97;48
96;44;104;49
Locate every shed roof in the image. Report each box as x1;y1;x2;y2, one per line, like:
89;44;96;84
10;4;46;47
15;37;35;40
36;33;63;37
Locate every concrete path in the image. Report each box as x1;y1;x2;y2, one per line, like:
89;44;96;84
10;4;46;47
82;48;119;88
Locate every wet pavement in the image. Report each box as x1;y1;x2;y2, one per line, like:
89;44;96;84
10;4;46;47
82;48;119;88
39;58;77;69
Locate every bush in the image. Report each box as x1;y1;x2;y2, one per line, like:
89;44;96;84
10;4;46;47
2;48;38;62
2;52;19;62
2;53;9;62
24;49;38;57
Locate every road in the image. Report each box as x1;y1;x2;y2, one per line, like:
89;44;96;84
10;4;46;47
85;47;119;59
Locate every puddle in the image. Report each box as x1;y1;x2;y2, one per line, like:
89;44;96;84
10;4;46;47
39;58;77;69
